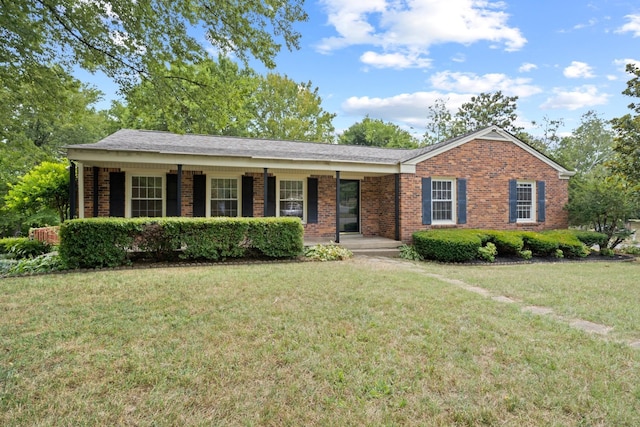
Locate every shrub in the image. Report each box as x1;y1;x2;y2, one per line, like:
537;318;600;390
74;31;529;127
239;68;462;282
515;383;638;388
399;244;424;261
542;230;590;258
520;232;559;256
599;248;615;257
519;249;533;260
59;217;304;269
1;253;65;276
304;244;352;261
413;230;482;263
621;245;640;256
554;249;564;259
484;230;524;255
571;230;609;248
0;237;51;259
478;242;498;262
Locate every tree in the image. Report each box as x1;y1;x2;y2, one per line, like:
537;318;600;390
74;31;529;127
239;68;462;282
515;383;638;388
555;111;613;174
566;171;638;248
248;74;336;142
112;58;259;135
339;117;419;148
521;116;564;155
611;63;640;185
4;161;70;225
2;1;307;101
423;92;522;143
453;91;522;135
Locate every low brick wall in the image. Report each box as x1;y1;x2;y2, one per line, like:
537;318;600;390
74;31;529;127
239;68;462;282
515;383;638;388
30;226;60;245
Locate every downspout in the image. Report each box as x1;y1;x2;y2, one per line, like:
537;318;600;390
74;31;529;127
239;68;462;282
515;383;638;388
335;171;340;244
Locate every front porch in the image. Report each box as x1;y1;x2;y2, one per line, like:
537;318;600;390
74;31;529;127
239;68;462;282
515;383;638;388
304;234;402;257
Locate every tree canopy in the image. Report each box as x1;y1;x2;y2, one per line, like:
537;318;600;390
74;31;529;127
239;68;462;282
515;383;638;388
611;63;640;186
339;117;419;148
2;1;307;93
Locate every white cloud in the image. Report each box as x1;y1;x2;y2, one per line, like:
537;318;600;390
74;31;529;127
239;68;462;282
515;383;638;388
429;71;542;98
341;91;472;128
519;62;537;73
616;14;640;37
540;85;610;110
360;51;432;69
563;61;595;78
317;0;526;68
613;58;640;73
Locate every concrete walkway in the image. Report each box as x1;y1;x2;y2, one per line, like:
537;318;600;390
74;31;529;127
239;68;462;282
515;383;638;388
352;255;640;350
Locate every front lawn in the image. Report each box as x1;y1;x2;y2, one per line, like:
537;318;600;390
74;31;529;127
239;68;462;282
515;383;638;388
1;260;639;425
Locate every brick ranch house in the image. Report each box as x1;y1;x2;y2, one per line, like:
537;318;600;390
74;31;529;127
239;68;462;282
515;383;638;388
65;126;574;243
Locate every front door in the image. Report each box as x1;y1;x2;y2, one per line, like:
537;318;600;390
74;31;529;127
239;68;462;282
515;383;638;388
339;180;360;233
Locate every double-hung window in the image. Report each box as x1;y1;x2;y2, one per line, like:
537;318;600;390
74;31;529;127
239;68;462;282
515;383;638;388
432;179;455;223
211;178;238;217
516;181;535;222
279;180;304;220
131;176;163;217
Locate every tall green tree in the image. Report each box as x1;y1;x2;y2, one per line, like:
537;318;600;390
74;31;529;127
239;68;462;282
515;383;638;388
555;111;613;174
611;63;640;186
248;74;336;142
112;58;258;135
423;92;522;143
2;0;307;111
339;117;419;148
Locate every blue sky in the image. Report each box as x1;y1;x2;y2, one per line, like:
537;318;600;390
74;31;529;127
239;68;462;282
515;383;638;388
86;0;640;138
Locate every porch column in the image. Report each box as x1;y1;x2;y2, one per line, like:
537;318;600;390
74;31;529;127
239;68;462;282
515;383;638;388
263;168;268;217
177;164;183;217
93;166;99;217
395;173;400;241
69;161;76;220
335;171;340;243
77;162;84;218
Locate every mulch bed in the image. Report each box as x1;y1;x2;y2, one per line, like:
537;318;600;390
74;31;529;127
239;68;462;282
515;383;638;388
461;252;636;265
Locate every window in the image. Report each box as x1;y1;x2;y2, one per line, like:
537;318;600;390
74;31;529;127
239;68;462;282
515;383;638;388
432;179;455;223
279;180;304;219
211;178;238;217
131;176;163;217
516;181;535;221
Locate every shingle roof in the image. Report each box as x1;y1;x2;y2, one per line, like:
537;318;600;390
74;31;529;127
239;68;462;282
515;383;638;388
72;129;426;164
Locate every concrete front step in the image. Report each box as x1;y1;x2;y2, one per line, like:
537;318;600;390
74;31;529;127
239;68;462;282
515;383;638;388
350;248;401;258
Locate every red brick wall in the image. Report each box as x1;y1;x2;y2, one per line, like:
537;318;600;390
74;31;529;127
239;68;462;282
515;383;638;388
399;138;570;242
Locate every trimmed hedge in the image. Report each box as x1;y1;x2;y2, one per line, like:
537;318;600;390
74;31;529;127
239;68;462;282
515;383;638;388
412;228;592;262
571;230;608;248
59;217;304;269
413;229;483;262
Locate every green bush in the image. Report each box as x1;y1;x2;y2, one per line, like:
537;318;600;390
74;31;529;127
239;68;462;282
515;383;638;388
304;244;352;261
1;253;65;276
399;244;424;261
59;217;304;269
519;249;533;260
478;242;498;262
413;229;482;262
571;230;609;248
542;230;590;258
520;232;559;256
484;230;524;255
0;237;51;259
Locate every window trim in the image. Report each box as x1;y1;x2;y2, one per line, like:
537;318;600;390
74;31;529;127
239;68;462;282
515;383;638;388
276;176;307;223
126;173;166;218
207;176;242;218
431;177;457;225
516;180;537;223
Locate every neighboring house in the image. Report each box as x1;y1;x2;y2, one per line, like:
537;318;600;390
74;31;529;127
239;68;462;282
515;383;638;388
65;126;574;243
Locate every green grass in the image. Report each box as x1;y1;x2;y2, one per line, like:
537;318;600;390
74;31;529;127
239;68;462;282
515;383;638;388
427;259;640;342
1;260;640;425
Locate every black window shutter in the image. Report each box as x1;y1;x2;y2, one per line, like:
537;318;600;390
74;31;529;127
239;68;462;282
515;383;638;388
307;177;319;224
193;175;206;217
109;172;125;217
537;181;546;222
242;176;254;217
266;176;276;217
508;179;517;223
457;178;467;224
422;177;432;225
166;173;178;217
